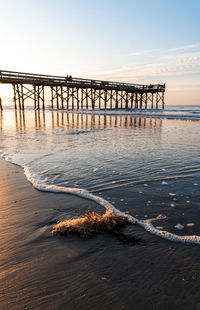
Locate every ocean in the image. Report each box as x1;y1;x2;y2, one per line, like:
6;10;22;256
0;105;200;244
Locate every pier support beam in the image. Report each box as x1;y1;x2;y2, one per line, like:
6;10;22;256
13;84;17;109
135;92;138;109
125;91;128;109
145;93;148;109
162;92;165;109
61;86;64;109
140;93;143;109
151;93;154;109
131;93;134;109
12;83;45;110
9;82;165;111
116;91;119;109
156;92;158;109
81;88;84;109
104;90;107;109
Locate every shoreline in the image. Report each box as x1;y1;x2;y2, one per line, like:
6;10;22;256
2;150;200;246
1;106;200;121
0;158;200;309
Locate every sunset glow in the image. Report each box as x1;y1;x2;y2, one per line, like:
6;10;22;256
0;0;199;105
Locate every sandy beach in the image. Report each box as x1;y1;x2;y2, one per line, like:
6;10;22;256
0;157;200;310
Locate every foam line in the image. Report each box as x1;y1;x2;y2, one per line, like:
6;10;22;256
24;166;200;245
55;109;200;121
1;151;200;245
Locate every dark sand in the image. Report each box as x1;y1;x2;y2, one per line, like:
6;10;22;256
0;158;200;310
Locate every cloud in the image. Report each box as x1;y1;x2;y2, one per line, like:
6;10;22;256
128;44;200;57
128;49;158;56
167;43;200;52
84;48;200;83
160;50;200;61
86;58;200;83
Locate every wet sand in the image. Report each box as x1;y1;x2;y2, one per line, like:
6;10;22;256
0;158;200;310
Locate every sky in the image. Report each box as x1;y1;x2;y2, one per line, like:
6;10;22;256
0;0;200;105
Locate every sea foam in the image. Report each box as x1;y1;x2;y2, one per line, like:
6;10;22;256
1;151;200;245
64;109;200;121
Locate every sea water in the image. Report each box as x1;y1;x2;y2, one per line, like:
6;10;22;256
0;105;200;244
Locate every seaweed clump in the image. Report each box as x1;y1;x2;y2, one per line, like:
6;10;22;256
52;210;142;244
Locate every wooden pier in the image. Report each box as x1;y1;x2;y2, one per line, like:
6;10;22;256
0;70;165;110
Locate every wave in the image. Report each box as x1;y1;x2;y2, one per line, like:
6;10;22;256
90;174;194;192
63;109;200;121
1;151;200;246
3;105;200;120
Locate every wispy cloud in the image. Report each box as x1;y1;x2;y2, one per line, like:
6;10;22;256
128;49;158;56
159;51;200;67
128;44;200;57
79;44;200;86
84;49;200;83
167;43;200;52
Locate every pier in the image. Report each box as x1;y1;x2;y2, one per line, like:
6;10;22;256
0;70;165;110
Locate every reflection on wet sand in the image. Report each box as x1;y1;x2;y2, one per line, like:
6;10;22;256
11;110;162;132
15;110;26;131
34;110;46;129
0;110;2;131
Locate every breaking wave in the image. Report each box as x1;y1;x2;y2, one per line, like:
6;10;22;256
68;107;200;121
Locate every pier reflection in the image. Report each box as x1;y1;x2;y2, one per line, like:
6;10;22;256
34;110;46;129
0;110;2;131
15;110;26;132
49;111;163;131
1;110;162;133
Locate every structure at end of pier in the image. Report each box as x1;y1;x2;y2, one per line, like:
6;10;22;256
0;70;165;110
